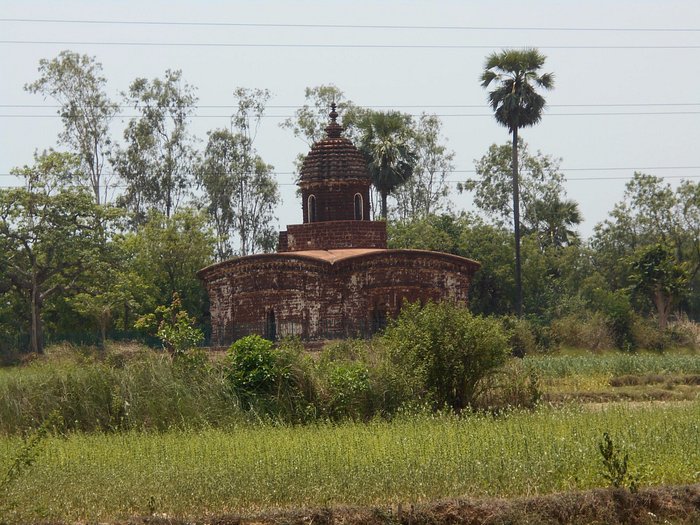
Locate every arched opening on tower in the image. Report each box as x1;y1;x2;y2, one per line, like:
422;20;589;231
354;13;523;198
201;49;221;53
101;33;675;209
308;195;317;223
354;193;363;220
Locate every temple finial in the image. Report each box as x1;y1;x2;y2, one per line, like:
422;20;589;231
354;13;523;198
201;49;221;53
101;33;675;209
325;101;342;138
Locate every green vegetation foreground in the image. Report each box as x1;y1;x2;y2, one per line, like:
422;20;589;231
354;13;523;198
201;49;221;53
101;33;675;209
1;402;698;523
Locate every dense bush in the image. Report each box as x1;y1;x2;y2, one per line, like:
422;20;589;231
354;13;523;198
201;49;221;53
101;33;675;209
315;357;373;420
473;359;542;411
382;301;510;411
551;312;615;351
501;316;540;356
667;318;700;350
226;335;314;420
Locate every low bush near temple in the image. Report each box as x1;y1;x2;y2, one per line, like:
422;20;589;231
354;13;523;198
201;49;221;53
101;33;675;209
382;301;510;411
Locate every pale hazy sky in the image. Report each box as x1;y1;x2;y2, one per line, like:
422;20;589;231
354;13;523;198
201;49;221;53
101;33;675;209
1;1;699;238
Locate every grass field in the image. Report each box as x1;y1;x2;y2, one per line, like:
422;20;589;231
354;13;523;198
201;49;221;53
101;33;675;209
1;401;699;523
1;345;699;523
523;351;700;403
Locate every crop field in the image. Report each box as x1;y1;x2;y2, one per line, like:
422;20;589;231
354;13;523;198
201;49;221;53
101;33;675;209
1;401;699;523
523;352;700;402
524;351;700;379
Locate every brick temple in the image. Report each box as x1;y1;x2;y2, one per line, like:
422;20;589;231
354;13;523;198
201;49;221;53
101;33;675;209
198;105;480;344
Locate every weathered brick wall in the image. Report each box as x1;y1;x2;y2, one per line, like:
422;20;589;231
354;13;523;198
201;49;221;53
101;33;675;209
199;250;479;346
280;220;388;252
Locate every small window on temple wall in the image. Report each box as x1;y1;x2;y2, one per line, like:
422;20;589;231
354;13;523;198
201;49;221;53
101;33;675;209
308;195;317;222
265;310;276;341
354;193;363;220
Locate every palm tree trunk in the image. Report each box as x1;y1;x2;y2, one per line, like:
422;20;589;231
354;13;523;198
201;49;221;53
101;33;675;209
512;129;523;317
381;190;388;219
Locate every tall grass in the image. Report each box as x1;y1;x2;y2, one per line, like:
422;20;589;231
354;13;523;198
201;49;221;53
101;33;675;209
1;402;698;523
0;347;243;433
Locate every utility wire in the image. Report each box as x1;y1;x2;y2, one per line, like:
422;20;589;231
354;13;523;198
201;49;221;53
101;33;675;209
3;103;700;109
2;168;699;178
2;40;700;49
3;174;700;190
3;111;700;118
2;18;699;32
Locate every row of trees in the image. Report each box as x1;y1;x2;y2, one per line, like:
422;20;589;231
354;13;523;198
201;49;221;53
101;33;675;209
1;49;698;356
0;51;459;354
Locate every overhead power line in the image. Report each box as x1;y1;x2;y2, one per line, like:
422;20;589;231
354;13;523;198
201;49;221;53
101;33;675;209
2;18;699;32
2;40;700;50
2;111;699;118
2;167;699;178
2;103;700;109
3;174;700;190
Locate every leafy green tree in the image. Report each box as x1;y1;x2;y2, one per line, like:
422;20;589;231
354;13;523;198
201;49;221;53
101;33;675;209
388;213;464;254
480;48;554;315
529;195;582;248
0;152;105;353
357;111;416;218
122;209;215;319
629;244;688;330
198;129;279;258
114;70;198;223
460;218;517;315
465;140;580;249
280;84;358;146
70;266;153;347
197;88;279;258
593;174;700;318
383;301;510;411
25;51;118;205
393;114;454;221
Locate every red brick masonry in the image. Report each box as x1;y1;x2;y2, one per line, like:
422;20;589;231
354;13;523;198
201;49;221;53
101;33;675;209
198;248;479;345
198;106;480;344
279;220;387;252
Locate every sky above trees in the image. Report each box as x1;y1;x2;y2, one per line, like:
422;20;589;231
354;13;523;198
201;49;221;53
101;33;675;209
1;0;699;238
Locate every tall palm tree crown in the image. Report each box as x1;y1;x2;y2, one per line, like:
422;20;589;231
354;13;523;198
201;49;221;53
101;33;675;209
481;48;554;316
481;49;554;133
357;111;415;219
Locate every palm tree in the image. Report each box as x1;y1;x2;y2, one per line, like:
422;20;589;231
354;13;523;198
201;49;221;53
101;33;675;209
529;196;582;248
358;111;415;219
481;48;554;316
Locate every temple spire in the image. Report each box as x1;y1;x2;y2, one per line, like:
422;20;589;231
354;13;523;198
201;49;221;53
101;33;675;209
325;102;342;138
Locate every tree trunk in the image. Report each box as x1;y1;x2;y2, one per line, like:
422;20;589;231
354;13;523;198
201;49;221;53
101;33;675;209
29;281;44;354
512;128;523;317
653;288;671;331
381;190;388;219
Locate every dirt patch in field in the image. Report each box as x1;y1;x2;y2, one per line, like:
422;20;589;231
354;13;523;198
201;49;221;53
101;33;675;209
120;484;700;525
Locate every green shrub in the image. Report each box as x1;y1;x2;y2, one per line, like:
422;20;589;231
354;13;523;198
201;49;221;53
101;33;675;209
227;335;284;396
382;301;510;411
666;319;700;350
135;293;203;356
226;335;314;420
630;316;670;352
551;312;615;351
316;359;372;420
501;316;538;357
473;359;541;411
